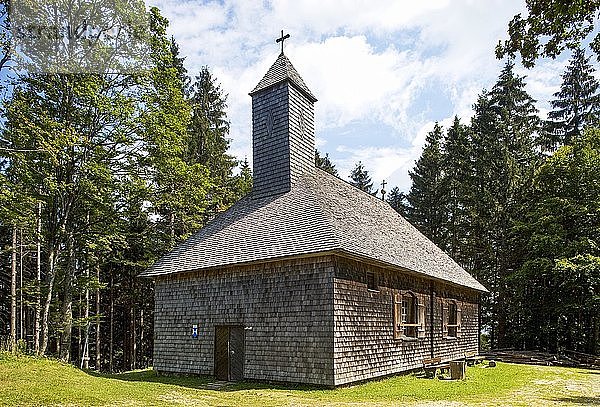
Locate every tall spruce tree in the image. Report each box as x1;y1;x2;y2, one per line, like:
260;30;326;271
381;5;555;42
491;60;540;168
468;61;540;348
442;117;472;260
233;158;253;199
349;161;373;193
407;122;446;247
386;186;408;217
170;38;190;96
141;6;211;248
188;67;236;217
188;67;235;178
545;48;600;148
315;150;338;176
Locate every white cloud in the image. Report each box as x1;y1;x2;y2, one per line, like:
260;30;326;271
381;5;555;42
292;36;426;131
518;59;567;119
145;0;578;191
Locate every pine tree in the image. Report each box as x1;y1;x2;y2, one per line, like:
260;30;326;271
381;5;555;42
170;38;190;96
187;67;237;217
349;161;373;193
315;150;338;176
386;186;408;217
188;67;235;180
141;6;211;247
234;158;253;198
491;60;540;168
406;122;445;247
442;117;472;260
468;62;540;348
545;48;600;148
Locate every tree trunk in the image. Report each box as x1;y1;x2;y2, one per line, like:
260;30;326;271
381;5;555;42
59;278;73;362
592;314;599;355
95;265;101;370
10;226;17;352
59;234;74;362
40;246;59;355
139;308;144;368
82;265;90;369
77;292;82;364
19;228;24;341
109;270;114;373
131;305;136;370
35;200;42;355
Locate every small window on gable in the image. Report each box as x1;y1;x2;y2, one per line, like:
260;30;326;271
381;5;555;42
366;271;377;291
394;292;424;339
444;299;462;338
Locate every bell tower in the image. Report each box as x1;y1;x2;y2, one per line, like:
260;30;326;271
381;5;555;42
249;32;317;198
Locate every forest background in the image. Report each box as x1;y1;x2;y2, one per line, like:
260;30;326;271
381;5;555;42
0;0;598;371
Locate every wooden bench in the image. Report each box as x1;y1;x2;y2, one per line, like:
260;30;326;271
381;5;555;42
423;357;450;378
464;351;486;366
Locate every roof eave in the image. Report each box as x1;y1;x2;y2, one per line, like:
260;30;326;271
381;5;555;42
139;248;488;293
138;249;339;279
333;250;489;293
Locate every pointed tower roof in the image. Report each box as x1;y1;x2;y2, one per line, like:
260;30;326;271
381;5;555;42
250;53;317;102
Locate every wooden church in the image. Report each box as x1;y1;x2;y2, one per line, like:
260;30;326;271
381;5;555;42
141;36;487;387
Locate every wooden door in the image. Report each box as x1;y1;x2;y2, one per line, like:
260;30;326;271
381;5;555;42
229;326;245;381
214;325;245;381
214;326;230;381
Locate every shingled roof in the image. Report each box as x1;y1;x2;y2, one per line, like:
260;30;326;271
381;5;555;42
249;52;317;102
141;169;487;292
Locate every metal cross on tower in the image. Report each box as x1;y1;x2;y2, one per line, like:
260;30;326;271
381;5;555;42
276;30;290;54
381;179;387;201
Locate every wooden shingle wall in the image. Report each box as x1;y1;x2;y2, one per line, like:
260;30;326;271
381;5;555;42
333;257;479;386
252;82;291;198
432;281;479;363
251;80;315;199
153;256;335;386
287;84;315;183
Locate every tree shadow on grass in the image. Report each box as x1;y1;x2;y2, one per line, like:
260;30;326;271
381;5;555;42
549;396;600;405
226;380;322;392
86;369;214;390
85;369;324;392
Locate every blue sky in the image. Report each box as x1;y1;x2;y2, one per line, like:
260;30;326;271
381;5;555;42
147;0;576;192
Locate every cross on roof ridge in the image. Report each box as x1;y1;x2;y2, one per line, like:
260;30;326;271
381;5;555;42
276;30;290;54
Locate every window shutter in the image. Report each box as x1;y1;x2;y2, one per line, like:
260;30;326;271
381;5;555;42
442;302;449;338
456;303;462;337
417;301;426;338
393;293;401;339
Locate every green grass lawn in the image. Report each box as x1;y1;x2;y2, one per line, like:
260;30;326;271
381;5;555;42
0;353;598;406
